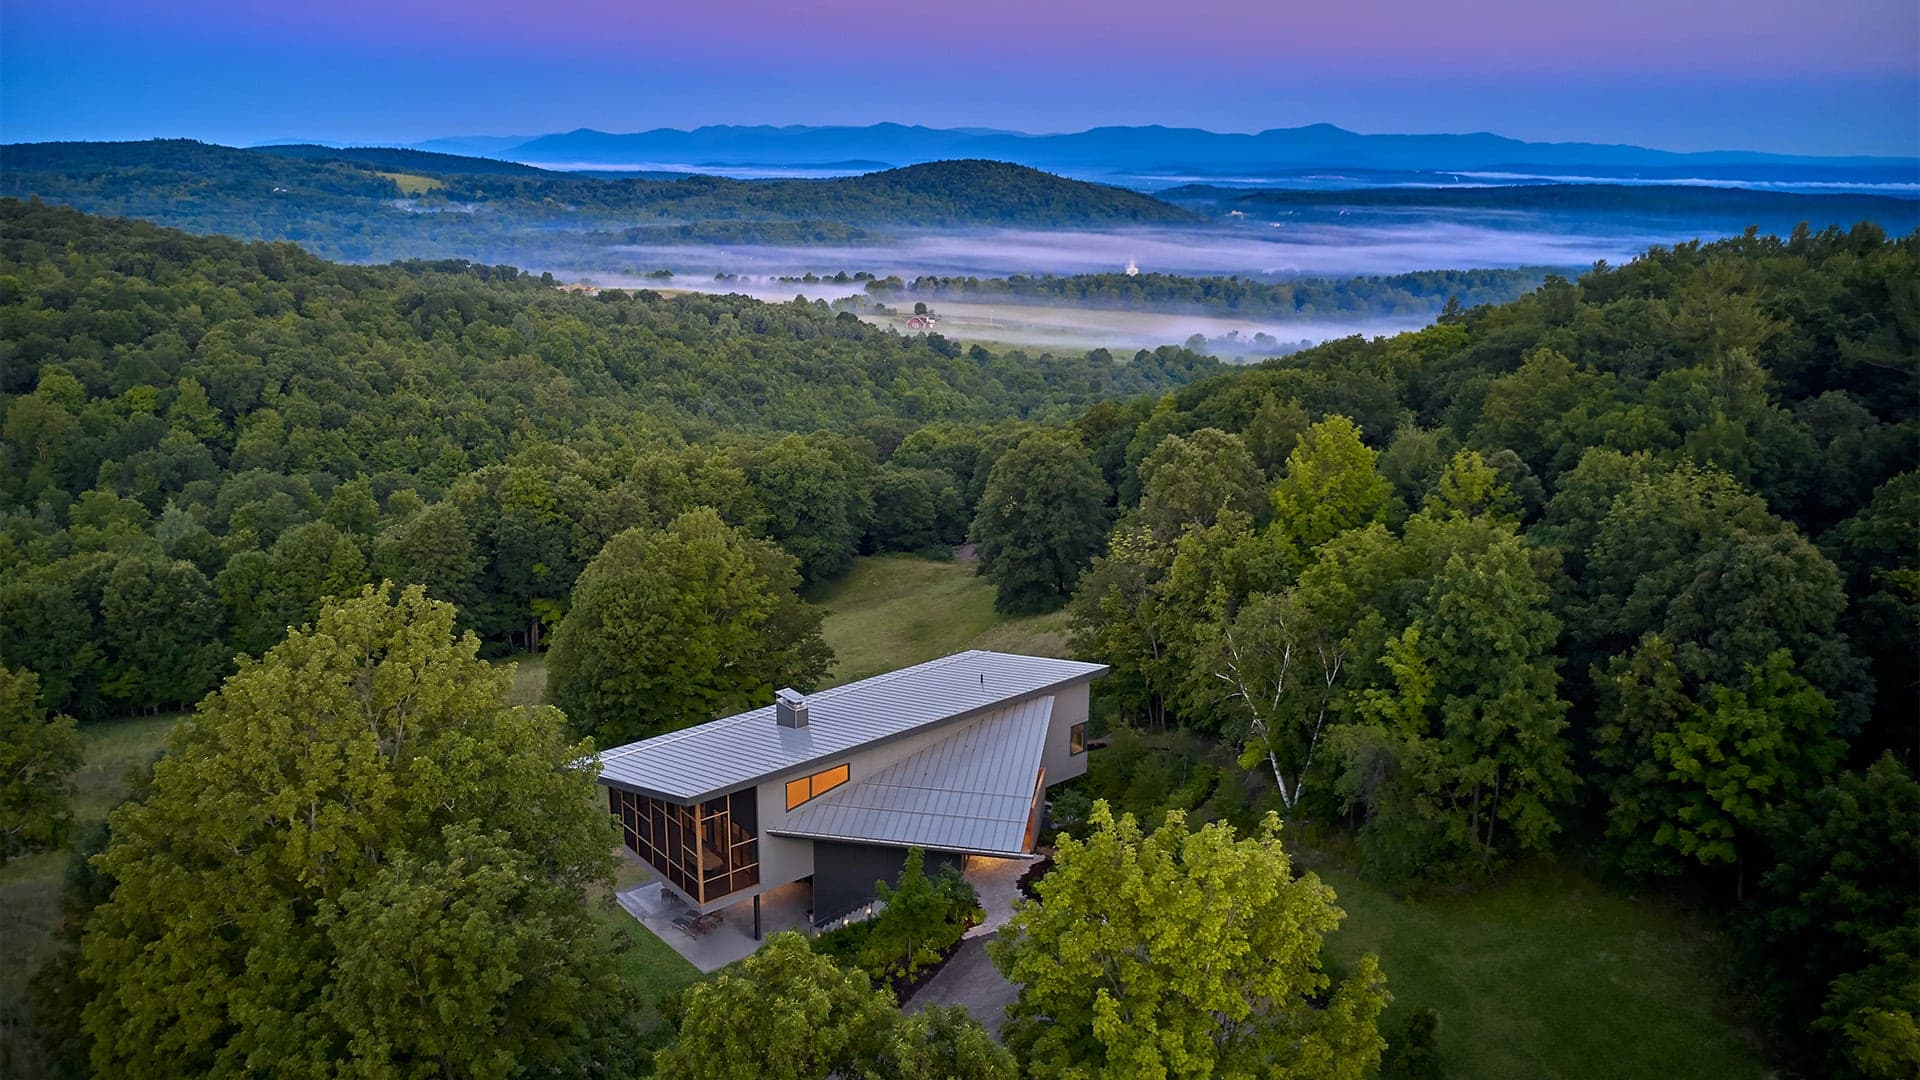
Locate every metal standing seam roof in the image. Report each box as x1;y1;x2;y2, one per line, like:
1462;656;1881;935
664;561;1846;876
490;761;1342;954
770;695;1053;857
596;650;1107;801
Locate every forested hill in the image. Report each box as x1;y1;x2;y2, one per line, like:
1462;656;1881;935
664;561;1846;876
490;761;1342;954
1160;181;1920;233
0;141;1195;263
255;143;559;176
0;197;1214;429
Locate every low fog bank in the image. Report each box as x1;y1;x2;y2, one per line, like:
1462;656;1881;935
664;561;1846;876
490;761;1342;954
536;213;1787;356
569;272;1429;357
599;220;1651;281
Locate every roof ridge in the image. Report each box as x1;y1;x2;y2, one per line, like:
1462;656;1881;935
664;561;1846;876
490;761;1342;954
605;651;993;758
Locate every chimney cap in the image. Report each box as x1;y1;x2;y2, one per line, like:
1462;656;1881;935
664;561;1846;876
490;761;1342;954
775;688;810;728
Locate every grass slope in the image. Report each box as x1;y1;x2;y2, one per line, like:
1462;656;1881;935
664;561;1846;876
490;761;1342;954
1312;858;1765;1079
0;713;178;1070
815;554;1071;685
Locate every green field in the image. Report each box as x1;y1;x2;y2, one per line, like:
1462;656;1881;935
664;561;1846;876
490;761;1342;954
375;170;445;195
1312;858;1765;1079
0;712;179;1071
815;554;1071;684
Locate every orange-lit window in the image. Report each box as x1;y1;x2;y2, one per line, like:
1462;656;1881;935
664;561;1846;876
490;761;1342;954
784;763;851;810
814;763;849;796
1070;721;1088;755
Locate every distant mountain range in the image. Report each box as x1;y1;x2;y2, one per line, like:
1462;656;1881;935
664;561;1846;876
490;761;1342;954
412;123;1919;179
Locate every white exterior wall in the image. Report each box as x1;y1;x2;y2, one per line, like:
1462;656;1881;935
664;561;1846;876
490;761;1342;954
1039;680;1091;786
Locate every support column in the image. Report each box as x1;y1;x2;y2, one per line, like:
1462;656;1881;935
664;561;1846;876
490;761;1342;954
753;894;762;940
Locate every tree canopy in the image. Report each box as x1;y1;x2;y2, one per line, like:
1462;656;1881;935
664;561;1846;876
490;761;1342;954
970;429;1113;614
546;509;831;745
992;802;1388;1079
0;665;82;864
75;584;635;1076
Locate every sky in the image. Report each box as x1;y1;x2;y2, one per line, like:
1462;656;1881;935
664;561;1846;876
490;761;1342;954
3;0;1917;156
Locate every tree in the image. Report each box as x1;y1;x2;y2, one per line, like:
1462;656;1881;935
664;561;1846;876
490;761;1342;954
991;802;1388;1079
1268;415;1394;570
1334;533;1574;880
866;465;963;553
371;501;481;613
1242;394;1311;474
971;430;1111;614
857;849;979;982
1821;470;1919;759
1745;755;1920;1080
1068;526;1177;728
0;557;111;719
1600;645;1844;885
214;520;369;657
1205;590;1346;817
546;509;831;745
321;477;380;540
652;933;899;1080
99;554;228;713
743;434;874;585
76;584;634;1075
878;1005;1018;1080
1136;428;1264;541
1469;348;1610;480
0;666;83;864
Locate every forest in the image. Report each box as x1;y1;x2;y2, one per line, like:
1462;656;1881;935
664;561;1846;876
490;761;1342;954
1;197;1915;1078
863;267;1550;320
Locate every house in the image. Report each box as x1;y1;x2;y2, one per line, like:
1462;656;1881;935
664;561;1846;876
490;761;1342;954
905;314;935;329
596;651;1107;937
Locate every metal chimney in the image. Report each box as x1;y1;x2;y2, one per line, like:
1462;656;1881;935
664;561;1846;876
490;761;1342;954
775;688;809;729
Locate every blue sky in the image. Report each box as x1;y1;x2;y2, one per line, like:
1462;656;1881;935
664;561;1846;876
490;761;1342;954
3;0;1916;156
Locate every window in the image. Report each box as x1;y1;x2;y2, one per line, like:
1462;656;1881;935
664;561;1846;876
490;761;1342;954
1070;721;1088;756
784;762;851;810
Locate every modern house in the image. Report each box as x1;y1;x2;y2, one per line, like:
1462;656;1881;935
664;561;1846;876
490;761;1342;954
596;650;1107;936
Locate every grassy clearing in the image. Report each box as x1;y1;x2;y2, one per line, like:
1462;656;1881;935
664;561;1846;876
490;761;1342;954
0;712;180;1070
1310;857;1764;1079
501;651;549;709
592;900;703;1032
815;554;1071;685
377;171;445;195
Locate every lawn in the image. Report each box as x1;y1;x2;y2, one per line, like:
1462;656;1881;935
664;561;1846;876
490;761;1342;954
377;170;445;195
592;900;703;1032
815;554;1071;685
0;712;179;1072
1310;857;1766;1079
501;650;548;708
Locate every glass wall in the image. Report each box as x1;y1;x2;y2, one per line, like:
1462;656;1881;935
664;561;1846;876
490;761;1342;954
609;787;759;906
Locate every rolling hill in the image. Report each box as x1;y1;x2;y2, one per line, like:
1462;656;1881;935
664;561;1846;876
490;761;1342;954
0;141;1198;265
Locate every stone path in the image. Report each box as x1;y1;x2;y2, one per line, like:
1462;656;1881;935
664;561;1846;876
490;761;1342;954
904;933;1018;1039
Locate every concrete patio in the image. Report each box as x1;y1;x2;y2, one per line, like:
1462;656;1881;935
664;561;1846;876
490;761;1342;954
611;850;1042;973
615;879;813;972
